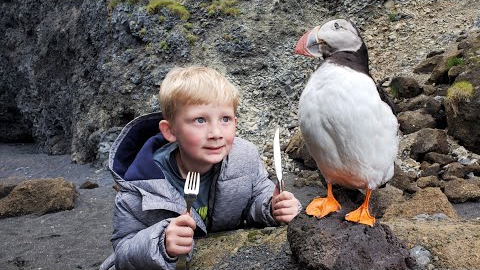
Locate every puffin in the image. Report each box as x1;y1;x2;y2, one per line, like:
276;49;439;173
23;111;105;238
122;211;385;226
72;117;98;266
294;19;398;226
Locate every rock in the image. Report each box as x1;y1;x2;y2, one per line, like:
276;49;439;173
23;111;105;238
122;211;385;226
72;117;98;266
95;127;123;168
469;176;480;188
419;162;441;177
428;49;463;84
422;85;436;96
384;219;480;270
396;94;429;112
416;176;441;188
425;96;447;128
293;170;324;188
389;164;416;192
466;162;480;175
382;187;458;220
80;181;99;189
443;34;480;155
410;128;449;161
443;177;480;203
371;184;405;218
288;210;415;270
0;178;77;218
0;183;16;199
410;245;432;269
389;76;422;98
443;161;480;180
426;49;445;58
423;152;454;166
447;65;464;82
397;109;436;134
414;55;443;74
406;182;421;194
285;130;317;170
442;162;468;180
191;226;292;270
444;80;480;154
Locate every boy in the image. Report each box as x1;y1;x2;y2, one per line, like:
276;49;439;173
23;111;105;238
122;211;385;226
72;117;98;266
100;66;301;270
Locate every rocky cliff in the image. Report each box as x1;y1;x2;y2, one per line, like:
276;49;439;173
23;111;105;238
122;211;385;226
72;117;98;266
1;0;388;164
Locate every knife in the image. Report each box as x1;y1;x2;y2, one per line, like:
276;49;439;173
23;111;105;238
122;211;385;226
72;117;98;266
273;128;284;193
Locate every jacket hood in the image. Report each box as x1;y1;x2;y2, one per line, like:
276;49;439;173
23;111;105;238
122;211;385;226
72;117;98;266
109;112;168;182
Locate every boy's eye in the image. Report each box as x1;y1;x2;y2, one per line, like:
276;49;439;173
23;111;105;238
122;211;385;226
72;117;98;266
195;117;206;124
221;116;230;122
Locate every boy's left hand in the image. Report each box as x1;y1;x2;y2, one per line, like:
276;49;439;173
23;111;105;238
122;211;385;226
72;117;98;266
271;187;299;223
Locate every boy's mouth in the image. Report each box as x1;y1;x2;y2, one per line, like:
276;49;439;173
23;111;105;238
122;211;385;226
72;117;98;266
204;145;224;150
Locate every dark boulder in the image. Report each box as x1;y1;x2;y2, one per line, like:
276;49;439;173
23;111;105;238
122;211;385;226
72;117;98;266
397;109;436;134
444;59;480;154
410;128;449;161
413;54;443;74
288;190;415;270
423;152;454;166
389;76;422;99
444;177;480;203
389;164;417;192
428;49;464;85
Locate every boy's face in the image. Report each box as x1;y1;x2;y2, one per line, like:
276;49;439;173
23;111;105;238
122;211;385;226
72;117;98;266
168;103;237;173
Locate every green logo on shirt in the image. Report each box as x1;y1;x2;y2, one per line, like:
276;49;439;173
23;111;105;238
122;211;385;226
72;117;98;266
196;206;208;221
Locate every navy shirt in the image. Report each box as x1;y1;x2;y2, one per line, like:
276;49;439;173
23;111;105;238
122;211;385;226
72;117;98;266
153;142;213;223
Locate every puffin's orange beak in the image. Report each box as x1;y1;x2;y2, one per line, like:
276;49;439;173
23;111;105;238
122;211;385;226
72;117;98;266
294;30;313;57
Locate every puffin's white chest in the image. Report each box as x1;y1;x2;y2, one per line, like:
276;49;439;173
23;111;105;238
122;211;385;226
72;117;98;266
298;62;398;189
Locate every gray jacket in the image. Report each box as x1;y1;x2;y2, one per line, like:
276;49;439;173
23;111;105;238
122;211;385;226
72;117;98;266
100;113;281;270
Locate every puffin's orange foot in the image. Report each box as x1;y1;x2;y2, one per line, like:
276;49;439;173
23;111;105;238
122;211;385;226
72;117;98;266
306;197;341;218
345;206;376;227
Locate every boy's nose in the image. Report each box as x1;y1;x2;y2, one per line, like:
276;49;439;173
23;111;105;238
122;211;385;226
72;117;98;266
208;124;223;139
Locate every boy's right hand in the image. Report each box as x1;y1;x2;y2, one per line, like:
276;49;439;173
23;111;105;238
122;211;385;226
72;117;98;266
165;214;196;257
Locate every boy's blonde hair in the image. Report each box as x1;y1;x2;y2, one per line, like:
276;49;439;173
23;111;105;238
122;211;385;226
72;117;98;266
159;66;239;121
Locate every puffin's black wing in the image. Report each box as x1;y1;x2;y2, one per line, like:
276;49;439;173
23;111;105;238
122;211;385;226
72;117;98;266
376;83;397;115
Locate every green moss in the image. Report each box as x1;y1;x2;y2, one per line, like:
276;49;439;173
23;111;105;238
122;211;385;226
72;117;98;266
139;28;147;36
145;43;154;52
159;40;169;51
389;84;399;98
247;230;261;243
388;12;398;21
446;81;474;103
109;0;138;11
159;16;166;23
207;8;216;16
183;22;193;29
108;0;119;11
147;0;190;20
446;56;465;69
206;0;240;17
186;33;198;44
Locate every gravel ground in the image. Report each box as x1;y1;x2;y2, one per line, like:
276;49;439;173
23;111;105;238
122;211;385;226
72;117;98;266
0;143;115;270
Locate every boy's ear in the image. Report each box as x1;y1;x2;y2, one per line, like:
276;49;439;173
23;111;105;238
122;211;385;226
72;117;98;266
159;120;177;142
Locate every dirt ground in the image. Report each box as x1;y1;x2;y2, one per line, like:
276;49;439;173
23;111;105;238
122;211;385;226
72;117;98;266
0;143;116;270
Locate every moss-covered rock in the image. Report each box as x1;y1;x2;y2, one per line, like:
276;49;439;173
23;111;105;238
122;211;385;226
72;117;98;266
444;34;480;155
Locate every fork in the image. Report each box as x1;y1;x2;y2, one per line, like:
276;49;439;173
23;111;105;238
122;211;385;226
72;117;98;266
176;172;200;270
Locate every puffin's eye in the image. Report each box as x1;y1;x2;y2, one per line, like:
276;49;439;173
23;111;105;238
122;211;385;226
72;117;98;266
334;22;340;30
